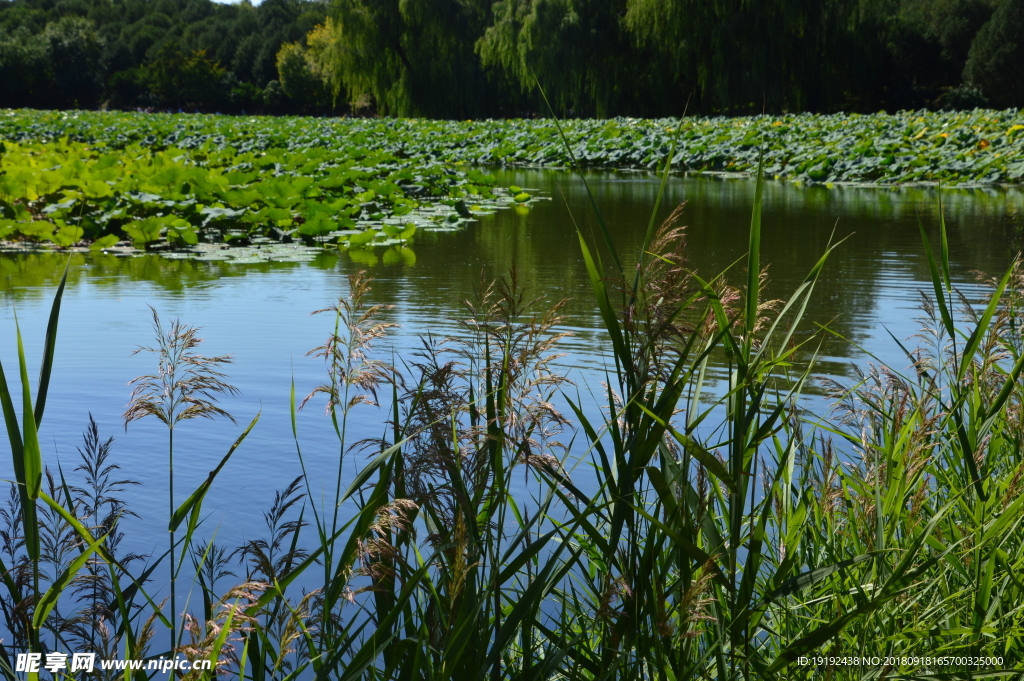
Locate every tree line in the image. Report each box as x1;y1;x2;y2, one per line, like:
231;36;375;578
0;0;326;113
2;0;1022;117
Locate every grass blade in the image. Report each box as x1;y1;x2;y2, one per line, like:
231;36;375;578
170;410;260;532
33;533;106;629
32;262;68;426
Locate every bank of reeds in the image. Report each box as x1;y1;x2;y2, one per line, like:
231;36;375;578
1;160;1024;679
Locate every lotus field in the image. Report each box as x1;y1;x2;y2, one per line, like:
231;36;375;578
1;108;1023;251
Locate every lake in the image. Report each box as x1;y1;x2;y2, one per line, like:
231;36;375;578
1;168;1020;569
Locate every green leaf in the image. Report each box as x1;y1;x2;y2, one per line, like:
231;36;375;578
34;532;106;628
33;263;67;427
297;212;334;237
167;219;199;245
346;229;376;247
170;411;259;532
90;234;120;250
16;321;42;501
123;217;163;246
759;553;876;607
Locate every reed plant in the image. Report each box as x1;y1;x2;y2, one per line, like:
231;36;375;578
123;309;241;651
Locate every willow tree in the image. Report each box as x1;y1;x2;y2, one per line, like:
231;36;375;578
964;0;1024;108
320;0;494;117
476;0;668;116
623;0;865;113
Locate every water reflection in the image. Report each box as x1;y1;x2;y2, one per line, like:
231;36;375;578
3;170;1020;384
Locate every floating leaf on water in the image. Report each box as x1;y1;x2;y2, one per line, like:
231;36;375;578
223;256;268;264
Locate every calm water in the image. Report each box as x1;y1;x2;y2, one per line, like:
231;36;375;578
1;169;1021;569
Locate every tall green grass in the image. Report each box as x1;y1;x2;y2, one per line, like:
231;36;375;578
1;161;1023;680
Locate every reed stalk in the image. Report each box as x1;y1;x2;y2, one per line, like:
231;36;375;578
123;309;239;653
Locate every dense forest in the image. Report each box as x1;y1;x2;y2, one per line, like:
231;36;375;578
0;0;327;113
1;0;1022;117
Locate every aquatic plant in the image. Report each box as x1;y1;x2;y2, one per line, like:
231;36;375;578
1;108;1022;251
123;309;240;651
1;109;1022;186
0;124;505;251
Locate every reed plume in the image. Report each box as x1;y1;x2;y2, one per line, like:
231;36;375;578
123;307;238;651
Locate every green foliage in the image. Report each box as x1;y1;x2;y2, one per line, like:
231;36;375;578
41;16;104;109
902;0;996;68
478;0;653;116
0;16;106;110
145;42;226;109
275;41;332;112
0;0;327;113
318;0;494;116
963;0;1024;109
0;109;1022;251
0;28;52;107
1;0;1022;114
106;66;151;109
313;0;1024;116
261;79;288;114
0;112;510;248
623;0;868;113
